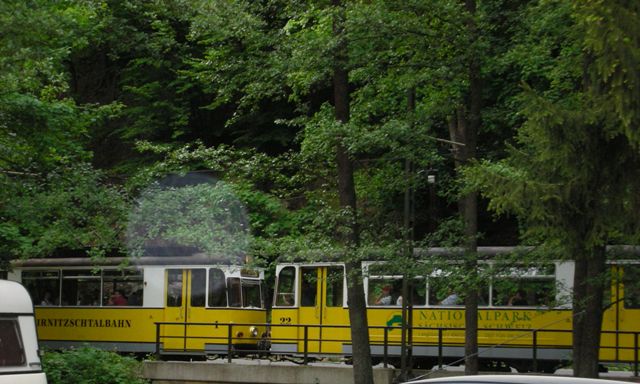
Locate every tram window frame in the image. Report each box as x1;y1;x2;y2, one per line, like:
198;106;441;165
274;266;295;307
62;269;101;306
623;264;640;309
166;269;183;307
208;268;228;307
22;270;61;306
103;269;144;307
0;319;26;367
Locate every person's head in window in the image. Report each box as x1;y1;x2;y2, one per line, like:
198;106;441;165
508;289;527;306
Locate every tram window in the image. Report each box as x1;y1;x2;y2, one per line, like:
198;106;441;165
428;277;456;306
369;278;400;306
242;280;262;308
428;277;489;307
191;269;206;307
275;266;295;306
300;268;317;307
407;278;427;306
493;278;554;307
326;267;344;307
623;265;640;309
228;278;242;307
167;269;183;307
62;270;100;306
208;268;228;307
22;270;60;306
103;269;144;306
0;319;25;366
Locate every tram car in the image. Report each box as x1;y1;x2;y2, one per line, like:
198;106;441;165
270;247;640;371
8;254;268;357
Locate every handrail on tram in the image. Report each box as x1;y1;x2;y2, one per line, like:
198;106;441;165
153;321;640;377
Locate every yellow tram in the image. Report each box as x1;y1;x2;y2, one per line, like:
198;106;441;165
270;247;640;371
8;254;267;356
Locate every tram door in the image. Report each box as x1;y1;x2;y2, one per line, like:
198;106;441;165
163;268;207;352
297;266;346;354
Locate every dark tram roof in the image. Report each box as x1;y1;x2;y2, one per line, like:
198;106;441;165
12;253;246;268
278;245;640;263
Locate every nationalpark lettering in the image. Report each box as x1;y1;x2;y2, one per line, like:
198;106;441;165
413;310;536;330
37;318;132;328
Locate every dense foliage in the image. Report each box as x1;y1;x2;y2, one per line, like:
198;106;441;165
42;347;148;384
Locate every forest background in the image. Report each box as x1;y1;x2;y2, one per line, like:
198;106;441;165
1;0;639;381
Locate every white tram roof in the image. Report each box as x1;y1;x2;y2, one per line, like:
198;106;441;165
0;279;34;314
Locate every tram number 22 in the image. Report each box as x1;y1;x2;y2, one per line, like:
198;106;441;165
279;317;292;324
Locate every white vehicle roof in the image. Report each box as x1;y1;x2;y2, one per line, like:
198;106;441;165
404;375;624;384
0;279;34;314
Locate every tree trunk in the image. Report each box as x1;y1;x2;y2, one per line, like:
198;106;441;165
332;1;373;383
448;0;481;374
463;0;480;374
448;108;479;375
572;244;606;377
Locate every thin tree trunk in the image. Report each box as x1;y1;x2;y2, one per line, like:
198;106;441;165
448;1;481;374
463;0;480;374
448;108;479;375
572;245;606;377
332;1;373;383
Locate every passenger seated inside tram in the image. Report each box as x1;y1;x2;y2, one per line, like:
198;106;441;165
375;285;394;305
109;290;128;306
439;289;460;305
40;291;54;306
508;289;528;306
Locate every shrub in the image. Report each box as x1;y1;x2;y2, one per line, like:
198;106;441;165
42;347;148;384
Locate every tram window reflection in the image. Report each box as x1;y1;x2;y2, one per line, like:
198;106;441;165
208;268;228;307
274;266;295;307
408;278;427;306
22;270;60;306
228;278;242;307
242;280;262;308
191;269;206;307
167;269;183;307
103;269;144;307
326;267;344;307
62;270;100;306
623;265;640;309
300;268;317;307
493;279;554;307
